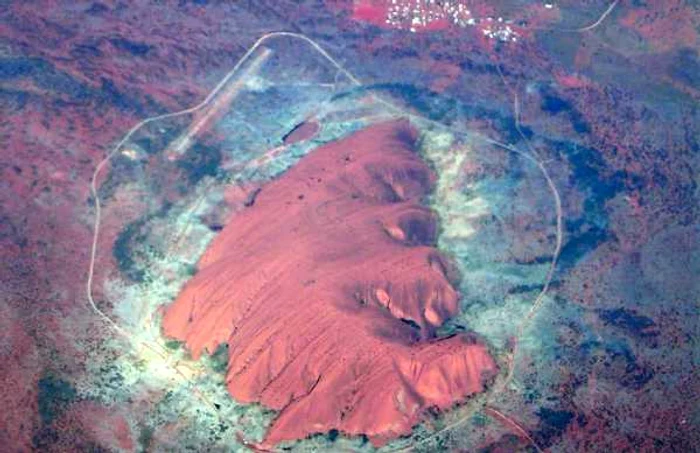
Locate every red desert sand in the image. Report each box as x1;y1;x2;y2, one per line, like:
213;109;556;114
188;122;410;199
163;119;497;446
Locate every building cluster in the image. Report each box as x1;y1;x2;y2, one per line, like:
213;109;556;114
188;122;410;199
383;0;520;42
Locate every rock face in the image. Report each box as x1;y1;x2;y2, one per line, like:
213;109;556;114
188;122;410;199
162;119;497;446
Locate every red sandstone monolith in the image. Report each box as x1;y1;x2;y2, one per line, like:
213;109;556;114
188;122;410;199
163;119;496;446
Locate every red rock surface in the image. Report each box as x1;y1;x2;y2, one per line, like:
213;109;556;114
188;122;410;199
163;120;497;446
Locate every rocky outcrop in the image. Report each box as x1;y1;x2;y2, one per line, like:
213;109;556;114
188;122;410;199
163;119;496;446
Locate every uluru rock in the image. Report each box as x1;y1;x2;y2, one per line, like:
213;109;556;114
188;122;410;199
162;119;497;447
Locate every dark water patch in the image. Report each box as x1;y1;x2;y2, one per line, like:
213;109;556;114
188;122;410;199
508;283;545;294
620;363;655;389
570;109;590;134
138;425;155;450
456;58;499;75
176;142;222;185
557;225;608;272
583;340;655;390
0;57;49;79
669;48;700;89
209;343;229;374
0;87;30;111
368;43;420;59
535;408;575;446
512;255;554;265
132;126;183;155
86;2;109;14
598;308;658;339
549;140;628;271
500;115;534;142
37;375;77;425
540;86;590;133
0;57;91;100
98;77;145;114
109;37;152;57
606;342;655;389
165;340;183;350
70;42;103;59
113;217;149;282
541;92;571;114
0;56;157;112
113;203;171;282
